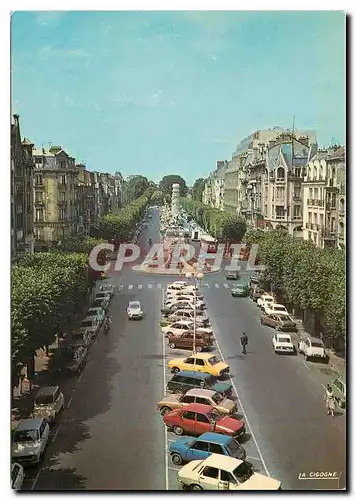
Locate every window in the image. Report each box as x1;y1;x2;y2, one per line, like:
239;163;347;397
35;208;44;222
294;187;301;198
209;443;223;454
309;188;313;199
58;208;66;221
319;214;323;226
294;167;301;178
276;187;285;199
39;420;47;437
308;231;312;240
314;213;318;224
182;395;195;404
221;470;236;483
275;206;284;218
293;206;301;219
314;188;318;199
35;174;43;186
196;413;209;423
59;161;66;170
331;194;336;208
35;191;43;203
195;358;205;366
60;175;67;186
35;157;43;164
184;358;195;365
35;227;45;240
196;397;208;405
58;191;67;203
339;222;344;237
339;198;345;214
182;411;196;421
308;212;312;223
193;441;209;452
202;467;219;479
276;167;285;179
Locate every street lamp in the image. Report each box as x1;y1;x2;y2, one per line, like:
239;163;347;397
186;263;204;354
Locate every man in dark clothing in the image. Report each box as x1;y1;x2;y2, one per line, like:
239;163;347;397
240;332;248;355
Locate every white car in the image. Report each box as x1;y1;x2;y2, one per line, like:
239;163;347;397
11;463;25;490
166;296;205;310
272;333;295;354
12;418;50;465
127;300;143;320
177;454;281;490
257;295;275;311
264;303;289;316
162;320;213;338
167;289;203;300
298;337;327;361
166;286;198;296
167;282;189;291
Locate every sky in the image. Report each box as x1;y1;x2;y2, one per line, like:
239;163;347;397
11;10;346;185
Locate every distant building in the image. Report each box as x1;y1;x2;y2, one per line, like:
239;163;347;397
203;160;228;210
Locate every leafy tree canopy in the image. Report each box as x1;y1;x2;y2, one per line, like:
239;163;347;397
159;175;188;198
192;178;206;202
126;175;149;202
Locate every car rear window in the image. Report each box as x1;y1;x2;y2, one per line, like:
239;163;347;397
278;337;291;343
13;429;38;442
35;394;55;405
311;340;323;347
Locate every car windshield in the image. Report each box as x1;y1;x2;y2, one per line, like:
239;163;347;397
211;392;223;404
280;316;292;322
274;306;286;311
13;429;38;442
35;395;54;405
232;461;254;483
87;310;99;316
208;356;220;366
81;320;94;328
208;410;222;422
226;438;241;457
129;303;140;309
311;340;323;347
278;337;291;343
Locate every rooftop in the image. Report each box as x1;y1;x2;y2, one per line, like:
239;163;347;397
196;432;233;444
204;453;243;471
15;418;44;431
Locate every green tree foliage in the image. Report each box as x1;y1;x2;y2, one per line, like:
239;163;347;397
126;175;149;202
56;236;106;254
242;230;346;341
150;190;165;206
159;175;188;198
192;178;205;202
181;199;247;242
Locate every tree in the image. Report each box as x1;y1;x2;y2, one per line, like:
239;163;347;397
159;175;188;198
192;178;205;202
126;175;149;202
150;190;165;206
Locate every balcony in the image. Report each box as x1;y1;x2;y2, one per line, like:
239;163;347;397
325;202;336;212
34;200;45;207
305;222;312;229
276;177;286;183
275;215;286;220
293;195;302;201
307;198;325;207
58;200;68;207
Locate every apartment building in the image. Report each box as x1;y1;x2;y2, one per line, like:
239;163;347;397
32;145;78;249
203;161;228;210
11;114;34;259
303;146;346;248
262;131;318;236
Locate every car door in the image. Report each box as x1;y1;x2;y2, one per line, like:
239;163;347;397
182;357;195;371
39;420;49;453
179;332;192;349
268;315;276;328
209;442;225;457
194;358;206;372
195;411;214;434
185;440;210;462
11;463;24;490
199;466;220;490
180;410;197;434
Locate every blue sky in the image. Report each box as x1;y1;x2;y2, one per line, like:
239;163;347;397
11;11;345;184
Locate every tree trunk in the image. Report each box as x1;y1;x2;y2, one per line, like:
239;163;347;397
27;354;35;389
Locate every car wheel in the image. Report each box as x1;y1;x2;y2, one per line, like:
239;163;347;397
169;342;176;349
173;425;184;436
260;318;264;325
172;367;180;374
304;355;309;361
160;406;172;416
196;345;203;353
276;326;281;331
190;484;203;491
171;453;183;465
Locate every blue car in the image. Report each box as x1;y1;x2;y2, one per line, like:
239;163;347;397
169;432;246;465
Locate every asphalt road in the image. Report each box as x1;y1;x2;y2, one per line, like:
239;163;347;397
25;207;346;491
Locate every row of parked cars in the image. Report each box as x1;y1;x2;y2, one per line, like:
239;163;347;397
158;279;281;490
11;284;115;489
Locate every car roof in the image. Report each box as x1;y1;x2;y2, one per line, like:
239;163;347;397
276;332;291;338
189;353;217;360
81;316;95;322
172;320;193;325
88;307;102;311
272;303;286;308
203;454;243;471
36;386;59;396
186;388;215;398
15;418;44;431
129;301;141;306
181;403;215;413
177;370;211;379
198;432;232;445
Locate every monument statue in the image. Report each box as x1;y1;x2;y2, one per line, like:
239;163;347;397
171;183;180;217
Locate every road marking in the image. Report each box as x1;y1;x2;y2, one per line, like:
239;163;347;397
148;284;152;289
204;283;210;288
66;397;72;409
138;284;143;289
247;455;264;462
214;284;220;288
168;466;181;472
157;283;162;289
167;438;176;442
161;293;169;491
303;360;312;370
119;284;124;290
128;285;133;290
31;468;45;490
223;283;230;288
51;425;60;444
213;338;270;477
77;371;84;383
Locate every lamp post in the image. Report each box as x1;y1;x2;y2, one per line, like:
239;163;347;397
186;263;204;354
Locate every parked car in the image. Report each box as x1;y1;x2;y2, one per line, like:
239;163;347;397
99;284;114;296
87;307;106;324
92;297;109;312
163;403;245;437
168;310;210;327
168;353;230;378
12;418;50;465
166;370;233;398
95;291;111;303
298;337;327;361
225;270;239;280
32;386;65;423
161;302;199;315
162;320;213;338
167;282;190;291
167;287;200;297
11;463;25;490
168;331;213;352
79;316;100;337
264;303;289;316
249;275;260;286
157;388;237;416
127;300;143;320
72;328;92;347
257;294;275;311
249;286;264;302
177;454;281;490
260;314;297;331
165;296;206;310
332;377;346;409
63;342;88;374
170;432;246;465
231;283;249;297
272;333;296;354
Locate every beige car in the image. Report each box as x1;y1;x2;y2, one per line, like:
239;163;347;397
32;386;65;424
162;320;213;338
157;388;237;416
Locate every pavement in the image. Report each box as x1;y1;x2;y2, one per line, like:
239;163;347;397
19;207;346;491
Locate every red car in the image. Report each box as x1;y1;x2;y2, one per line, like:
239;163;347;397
163;403;245;437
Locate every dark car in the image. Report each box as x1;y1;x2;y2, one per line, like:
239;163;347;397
168;331;213;352
92;297;109;312
161;302;196;315
250;286;264;302
166;370;233;399
260;313;297;331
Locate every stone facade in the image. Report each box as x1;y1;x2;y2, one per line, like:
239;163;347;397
203;160;228;210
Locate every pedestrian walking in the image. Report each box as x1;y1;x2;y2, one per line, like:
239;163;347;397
324;384;335;417
240;332;248;355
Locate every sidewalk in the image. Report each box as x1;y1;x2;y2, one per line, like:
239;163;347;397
11;300;93;430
